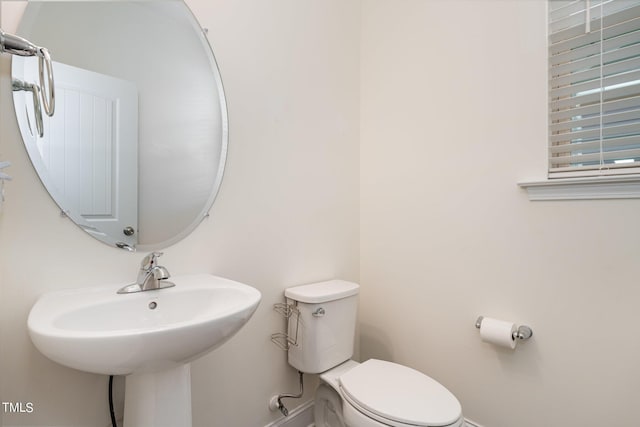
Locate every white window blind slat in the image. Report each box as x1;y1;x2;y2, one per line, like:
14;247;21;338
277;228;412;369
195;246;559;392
550;37;640;77
550;94;640;122
550;1;582;13
549;3;640;44
550;137;640;160
550;67;640;99
551;107;640;132
550;1;590;22
551;53;640;89
548;1;620;33
550;10;588;34
549;162;640;174
550;122;640;145
548;18;640;60
550;146;640;166
551;81;640;111
550;16;640;56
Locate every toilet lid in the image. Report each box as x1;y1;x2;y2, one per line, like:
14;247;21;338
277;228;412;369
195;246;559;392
338;359;462;427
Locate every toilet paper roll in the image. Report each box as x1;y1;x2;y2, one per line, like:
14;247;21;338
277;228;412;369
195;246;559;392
479;317;517;349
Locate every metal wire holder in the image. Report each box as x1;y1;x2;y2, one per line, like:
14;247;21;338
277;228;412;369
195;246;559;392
271;302;300;351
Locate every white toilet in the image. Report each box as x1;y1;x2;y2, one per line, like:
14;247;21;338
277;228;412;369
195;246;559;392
284;280;464;427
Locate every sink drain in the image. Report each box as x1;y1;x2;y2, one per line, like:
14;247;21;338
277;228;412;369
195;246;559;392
148;301;157;310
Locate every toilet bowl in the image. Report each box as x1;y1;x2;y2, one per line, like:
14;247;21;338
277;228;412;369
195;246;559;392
283;280;464;427
315;384;346;427
315;359;464;427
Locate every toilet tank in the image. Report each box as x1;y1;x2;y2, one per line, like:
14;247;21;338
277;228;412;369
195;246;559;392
284;280;359;374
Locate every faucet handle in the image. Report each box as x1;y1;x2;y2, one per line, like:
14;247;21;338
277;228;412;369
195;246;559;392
140;252;163;270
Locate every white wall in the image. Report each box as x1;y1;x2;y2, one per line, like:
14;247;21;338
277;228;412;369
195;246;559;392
360;1;640;427
0;1;360;426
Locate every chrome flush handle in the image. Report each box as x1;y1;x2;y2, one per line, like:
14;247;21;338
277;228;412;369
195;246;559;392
312;307;325;317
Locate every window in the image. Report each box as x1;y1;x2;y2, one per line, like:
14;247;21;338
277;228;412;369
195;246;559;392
548;0;640;178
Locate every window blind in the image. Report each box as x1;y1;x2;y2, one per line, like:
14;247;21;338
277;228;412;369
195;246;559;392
548;0;640;177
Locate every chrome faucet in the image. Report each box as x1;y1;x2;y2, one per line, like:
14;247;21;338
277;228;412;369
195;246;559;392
117;252;175;294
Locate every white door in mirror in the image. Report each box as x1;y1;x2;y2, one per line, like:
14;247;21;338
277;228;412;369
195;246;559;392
17;59;139;246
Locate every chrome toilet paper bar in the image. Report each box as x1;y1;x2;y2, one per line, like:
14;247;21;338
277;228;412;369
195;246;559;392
475;316;533;341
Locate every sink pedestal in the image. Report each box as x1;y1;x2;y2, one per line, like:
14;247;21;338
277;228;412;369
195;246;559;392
123;364;192;427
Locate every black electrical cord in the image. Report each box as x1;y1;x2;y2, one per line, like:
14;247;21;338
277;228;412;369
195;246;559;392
109;375;118;427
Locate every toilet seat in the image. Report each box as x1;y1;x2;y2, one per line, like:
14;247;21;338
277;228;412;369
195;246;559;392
338;359;462;427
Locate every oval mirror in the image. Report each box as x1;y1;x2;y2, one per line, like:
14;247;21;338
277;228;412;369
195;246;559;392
11;0;227;251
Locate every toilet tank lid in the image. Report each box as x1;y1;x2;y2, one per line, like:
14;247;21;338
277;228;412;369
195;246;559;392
285;280;359;303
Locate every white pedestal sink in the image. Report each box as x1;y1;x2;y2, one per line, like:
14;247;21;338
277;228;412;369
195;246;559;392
27;274;261;427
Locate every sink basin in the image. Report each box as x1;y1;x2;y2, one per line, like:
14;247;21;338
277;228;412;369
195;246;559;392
28;274;261;426
28;274;261;375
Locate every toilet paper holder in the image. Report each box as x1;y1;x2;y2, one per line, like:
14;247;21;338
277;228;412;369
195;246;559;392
475;316;533;341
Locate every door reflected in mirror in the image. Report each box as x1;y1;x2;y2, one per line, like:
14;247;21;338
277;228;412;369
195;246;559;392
11;0;228;251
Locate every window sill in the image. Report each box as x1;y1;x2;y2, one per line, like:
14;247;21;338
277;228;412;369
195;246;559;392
518;175;640;201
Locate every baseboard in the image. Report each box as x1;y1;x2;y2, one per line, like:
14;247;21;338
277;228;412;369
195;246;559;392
263;400;483;427
264;400;314;427
465;418;485;427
